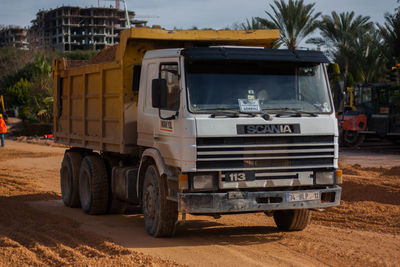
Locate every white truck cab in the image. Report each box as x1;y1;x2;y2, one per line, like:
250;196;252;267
137;47;341;223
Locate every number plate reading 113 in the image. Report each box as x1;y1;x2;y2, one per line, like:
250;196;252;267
286;192;320;202
223;172;256;182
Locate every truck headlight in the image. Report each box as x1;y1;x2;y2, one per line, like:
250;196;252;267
192;174;216;190
315;171;335;185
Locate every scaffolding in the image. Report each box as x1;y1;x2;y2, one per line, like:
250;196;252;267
0;26;29;50
30;6;146;51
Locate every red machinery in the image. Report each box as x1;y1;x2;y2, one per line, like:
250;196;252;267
338;82;400;146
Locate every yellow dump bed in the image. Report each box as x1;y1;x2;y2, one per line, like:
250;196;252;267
53;28;279;154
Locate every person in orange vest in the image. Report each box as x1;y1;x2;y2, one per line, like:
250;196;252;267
0;114;6;147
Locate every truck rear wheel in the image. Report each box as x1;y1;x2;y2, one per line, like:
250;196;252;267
60;151;82;207
273;209;311;231
142;164;177;237
79;155;109;215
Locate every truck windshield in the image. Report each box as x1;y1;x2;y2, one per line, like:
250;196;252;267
186;61;332;114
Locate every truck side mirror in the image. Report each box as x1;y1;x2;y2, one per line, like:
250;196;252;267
152;78;168;109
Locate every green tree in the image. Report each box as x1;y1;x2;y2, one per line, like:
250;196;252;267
37;96;54;123
255;0;321;49
0;46;32;89
378;4;400;65
1;51;54;121
6;78;34;120
308;11;373;75
237;18;267;30
352;30;387;82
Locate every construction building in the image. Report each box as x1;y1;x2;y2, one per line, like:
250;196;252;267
0;26;29;50
30;5;146;51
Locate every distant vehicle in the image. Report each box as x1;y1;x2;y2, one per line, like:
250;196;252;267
339;83;400;146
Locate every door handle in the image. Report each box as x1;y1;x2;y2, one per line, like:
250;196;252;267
154;136;160;141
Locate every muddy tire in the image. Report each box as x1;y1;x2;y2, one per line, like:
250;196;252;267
142;164;178;237
79;154;109;215
60;151;82;207
273;209;311;231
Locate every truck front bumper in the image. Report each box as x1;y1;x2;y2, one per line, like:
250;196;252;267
178;186;341;214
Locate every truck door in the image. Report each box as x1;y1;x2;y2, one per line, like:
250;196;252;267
138;58;186;167
153;62;184;166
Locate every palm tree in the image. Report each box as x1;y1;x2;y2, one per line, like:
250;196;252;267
238;18;267;30
352;30;387;82
255;0;321;50
378;11;400;65
308;11;373;75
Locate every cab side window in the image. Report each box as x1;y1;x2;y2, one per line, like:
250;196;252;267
160;64;180;111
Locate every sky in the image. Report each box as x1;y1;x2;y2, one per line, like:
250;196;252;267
0;0;397;30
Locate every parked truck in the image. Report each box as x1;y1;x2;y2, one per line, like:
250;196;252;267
53;28;342;237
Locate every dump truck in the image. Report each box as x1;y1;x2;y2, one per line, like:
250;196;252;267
53;28;342;237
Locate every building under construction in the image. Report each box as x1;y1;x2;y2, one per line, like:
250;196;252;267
0;26;29;50
30;5;146;51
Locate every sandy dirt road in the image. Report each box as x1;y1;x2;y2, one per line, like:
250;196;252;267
1;140;400;266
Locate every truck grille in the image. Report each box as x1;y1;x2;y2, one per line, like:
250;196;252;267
196;136;335;172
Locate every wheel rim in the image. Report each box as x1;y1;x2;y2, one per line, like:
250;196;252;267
144;183;156;221
80;171;91;208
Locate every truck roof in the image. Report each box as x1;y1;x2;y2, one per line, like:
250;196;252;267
143;47;330;64
181;47;331;63
144;46;330;63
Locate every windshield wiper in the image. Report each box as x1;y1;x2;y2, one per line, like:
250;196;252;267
206;109;258;118
210;111;258;118
265;108;318;117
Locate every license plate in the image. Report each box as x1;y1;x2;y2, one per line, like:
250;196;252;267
223;172;256;182
286;191;320;202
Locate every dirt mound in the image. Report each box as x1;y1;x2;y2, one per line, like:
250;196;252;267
0;164;180;266
64;45;118;69
66;60;90;69
88;44;117;64
339;162;360;175
383;166;400;176
313;162;400;234
2;141;400;266
0;200;180;266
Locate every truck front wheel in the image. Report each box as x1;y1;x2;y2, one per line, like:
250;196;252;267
60;151;82;207
142;164;178;237
79;155;109;215
273;209;311;231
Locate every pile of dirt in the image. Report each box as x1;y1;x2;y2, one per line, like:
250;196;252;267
0;158;181;266
88;44;117;64
64;45;118;69
1;142;400;266
338;162;360;175
382;166;400;176
313;162;400;234
65;60;90;69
